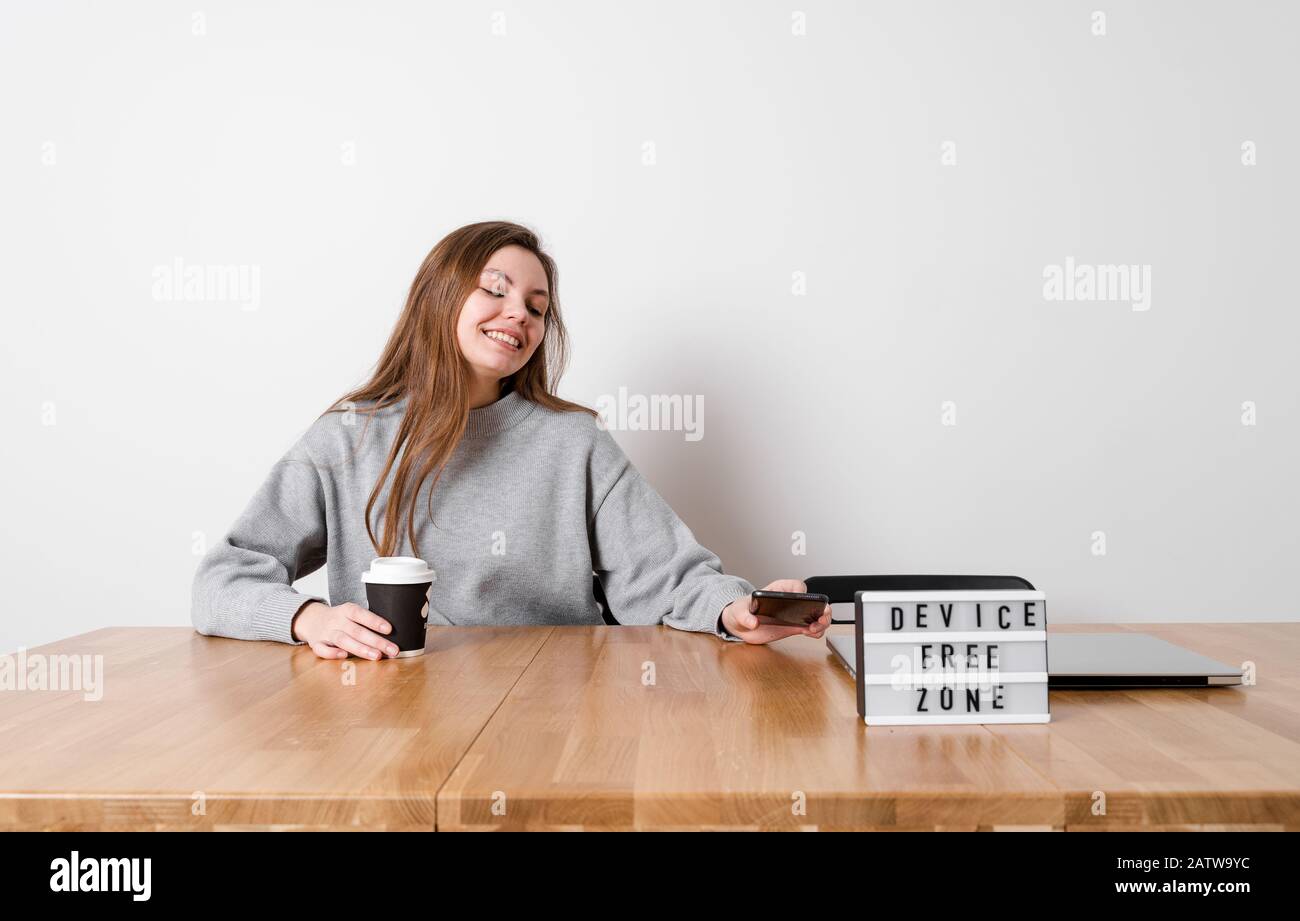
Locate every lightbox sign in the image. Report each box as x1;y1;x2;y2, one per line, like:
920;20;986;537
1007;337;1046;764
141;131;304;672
854;590;1051;726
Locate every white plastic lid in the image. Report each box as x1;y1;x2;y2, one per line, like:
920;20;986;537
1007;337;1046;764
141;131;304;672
361;556;436;585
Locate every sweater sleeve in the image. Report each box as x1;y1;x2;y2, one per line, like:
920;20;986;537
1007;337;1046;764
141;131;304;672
589;434;754;640
190;434;330;645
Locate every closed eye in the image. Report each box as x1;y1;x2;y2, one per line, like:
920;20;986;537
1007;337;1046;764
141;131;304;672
480;287;545;317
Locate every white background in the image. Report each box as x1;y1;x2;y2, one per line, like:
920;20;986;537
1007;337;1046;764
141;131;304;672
2;0;1296;654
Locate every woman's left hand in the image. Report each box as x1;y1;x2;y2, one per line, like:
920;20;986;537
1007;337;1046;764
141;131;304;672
720;579;833;644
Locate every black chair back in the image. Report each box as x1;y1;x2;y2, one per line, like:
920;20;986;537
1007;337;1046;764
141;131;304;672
593;573;618;625
597;573;1036;626
804;574;1036;623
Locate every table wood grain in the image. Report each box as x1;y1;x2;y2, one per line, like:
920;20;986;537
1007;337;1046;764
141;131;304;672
0;626;550;830
437;623;1300;830
990;623;1300;831
3;623;1296;830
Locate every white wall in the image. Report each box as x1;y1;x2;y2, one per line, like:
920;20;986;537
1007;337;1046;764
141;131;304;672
2;0;1296;653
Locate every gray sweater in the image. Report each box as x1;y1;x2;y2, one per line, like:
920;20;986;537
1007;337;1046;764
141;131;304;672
191;390;754;645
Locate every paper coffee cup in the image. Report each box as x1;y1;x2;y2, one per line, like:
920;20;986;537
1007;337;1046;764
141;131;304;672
361;557;436;658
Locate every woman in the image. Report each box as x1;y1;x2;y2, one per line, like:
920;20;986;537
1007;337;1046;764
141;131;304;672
191;221;832;658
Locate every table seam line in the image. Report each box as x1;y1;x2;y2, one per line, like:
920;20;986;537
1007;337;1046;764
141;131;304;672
432;626;554;830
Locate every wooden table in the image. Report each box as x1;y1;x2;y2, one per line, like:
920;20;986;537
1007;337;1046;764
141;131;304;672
2;624;1296;830
0;625;549;830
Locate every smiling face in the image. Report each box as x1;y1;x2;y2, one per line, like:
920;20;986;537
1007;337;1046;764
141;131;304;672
455;244;550;393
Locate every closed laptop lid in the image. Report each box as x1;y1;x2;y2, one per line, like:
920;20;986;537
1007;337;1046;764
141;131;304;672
1047;633;1241;685
826;632;1243;687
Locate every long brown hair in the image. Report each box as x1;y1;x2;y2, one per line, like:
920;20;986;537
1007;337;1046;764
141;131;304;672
321;221;597;557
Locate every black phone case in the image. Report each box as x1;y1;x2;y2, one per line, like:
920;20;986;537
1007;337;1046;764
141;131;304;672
752;591;828;625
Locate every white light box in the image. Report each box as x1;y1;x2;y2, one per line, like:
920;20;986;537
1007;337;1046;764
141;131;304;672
854;590;1051;726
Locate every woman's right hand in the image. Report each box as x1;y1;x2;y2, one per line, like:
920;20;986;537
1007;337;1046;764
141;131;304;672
291;601;399;660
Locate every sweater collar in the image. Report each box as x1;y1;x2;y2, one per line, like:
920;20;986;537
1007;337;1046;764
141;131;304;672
463;389;537;438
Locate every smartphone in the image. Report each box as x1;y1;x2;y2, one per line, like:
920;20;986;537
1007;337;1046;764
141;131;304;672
750;590;830;627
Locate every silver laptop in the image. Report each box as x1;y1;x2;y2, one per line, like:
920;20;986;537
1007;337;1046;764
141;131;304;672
827;632;1243;688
